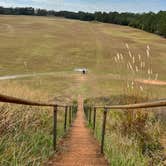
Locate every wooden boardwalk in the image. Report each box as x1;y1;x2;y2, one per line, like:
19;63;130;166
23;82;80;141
48;96;108;166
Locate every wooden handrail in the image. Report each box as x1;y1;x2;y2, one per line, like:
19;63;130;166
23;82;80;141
93;99;166;110
84;98;166;154
0;93;77;151
0;93;67;107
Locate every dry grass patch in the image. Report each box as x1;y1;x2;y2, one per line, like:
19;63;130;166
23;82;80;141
0;82;68;165
0;15;165;98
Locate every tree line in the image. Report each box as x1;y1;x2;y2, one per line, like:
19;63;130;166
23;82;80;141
0;6;166;37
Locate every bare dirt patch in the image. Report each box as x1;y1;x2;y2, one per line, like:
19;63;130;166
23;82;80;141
137;79;166;86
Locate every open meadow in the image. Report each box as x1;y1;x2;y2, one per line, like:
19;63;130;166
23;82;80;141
0;15;166;99
0;15;166;165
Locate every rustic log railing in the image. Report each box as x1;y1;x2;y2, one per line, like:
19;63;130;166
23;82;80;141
1;93;166;154
84;99;166;153
0;93;77;151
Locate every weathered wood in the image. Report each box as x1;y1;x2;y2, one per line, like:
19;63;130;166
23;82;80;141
72;106;74;121
101;108;107;154
1;92;166;109
0;93;67;107
87;107;89;120
89;107;92;124
94;99;166;110
72;106;76;120
69;106;72;125
93;107;96;131
74;105;77;118
53;105;58;151
84;106;88;119
64;106;68;132
71;106;73;122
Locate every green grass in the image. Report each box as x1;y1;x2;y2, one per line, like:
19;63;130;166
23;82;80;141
104;133;148;166
85;86;166;165
86;107;164;166
0;83;73;165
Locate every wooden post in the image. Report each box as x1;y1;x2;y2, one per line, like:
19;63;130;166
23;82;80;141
84;106;87;119
89;107;92;124
53;105;58;151
83;105;85;115
93;107;96;131
71;106;73;121
101;108;107;154
69;106;72;125
64;106;68;132
75;105;77;118
86;106;89;120
72;106;75;120
75;105;77;117
73;105;75;119
71;106;73;122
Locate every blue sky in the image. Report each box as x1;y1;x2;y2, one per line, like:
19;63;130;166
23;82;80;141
0;0;166;13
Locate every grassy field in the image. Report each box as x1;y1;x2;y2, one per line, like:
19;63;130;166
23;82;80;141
0;15;166;165
0;15;166;99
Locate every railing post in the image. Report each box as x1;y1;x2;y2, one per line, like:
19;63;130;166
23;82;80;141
73;105;75;119
101;108;107;154
72;105;75;121
74;105;77;118
64;106;68;132
93;107;96;131
89;107;92;125
86;106;89;120
84;105;87;119
69;106;72;126
71;105;74;122
71;106;73;122
53;105;58;151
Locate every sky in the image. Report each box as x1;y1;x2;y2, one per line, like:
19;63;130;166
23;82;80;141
0;0;166;13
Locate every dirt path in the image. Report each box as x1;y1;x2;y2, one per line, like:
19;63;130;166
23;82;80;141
0;72;70;80
47;95;108;166
1;72;166;86
136;79;166;86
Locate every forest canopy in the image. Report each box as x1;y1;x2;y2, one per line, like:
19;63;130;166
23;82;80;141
0;6;166;37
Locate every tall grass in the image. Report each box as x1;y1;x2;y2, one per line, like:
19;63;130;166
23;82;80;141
85;44;165;165
0;82;67;165
114;44;158;100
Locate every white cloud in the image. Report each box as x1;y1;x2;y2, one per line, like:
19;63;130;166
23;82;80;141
0;0;165;12
0;1;15;7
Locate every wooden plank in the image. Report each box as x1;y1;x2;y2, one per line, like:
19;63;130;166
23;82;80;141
69;106;72;125
64;106;68;132
94;100;166;110
101;109;107;154
53;105;58;151
93;107;96;131
0;93;67;107
89;107;92;124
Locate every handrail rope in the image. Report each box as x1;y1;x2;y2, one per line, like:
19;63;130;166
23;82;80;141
0;93;70;107
85;99;166;110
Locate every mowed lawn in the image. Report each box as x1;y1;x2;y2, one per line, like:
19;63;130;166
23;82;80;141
0;15;166;99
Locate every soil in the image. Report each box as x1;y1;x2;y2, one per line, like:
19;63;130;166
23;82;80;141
47;95;108;166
